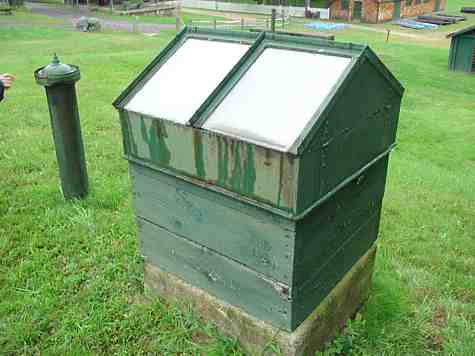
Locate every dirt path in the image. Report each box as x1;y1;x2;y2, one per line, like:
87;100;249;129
24;2;176;33
349;23;441;41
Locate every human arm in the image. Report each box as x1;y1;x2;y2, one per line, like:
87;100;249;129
0;73;16;102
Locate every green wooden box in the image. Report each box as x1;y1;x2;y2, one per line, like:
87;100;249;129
114;27;404;332
447;25;475;74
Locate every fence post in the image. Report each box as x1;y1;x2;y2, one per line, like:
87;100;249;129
241;17;244;31
133;16;139;33
213;18;217;30
271;8;276;32
176;16;181;32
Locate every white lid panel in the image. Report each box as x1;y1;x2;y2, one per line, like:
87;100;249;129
203;48;352;151
125;38;250;124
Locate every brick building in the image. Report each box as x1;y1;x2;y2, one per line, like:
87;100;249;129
329;0;445;23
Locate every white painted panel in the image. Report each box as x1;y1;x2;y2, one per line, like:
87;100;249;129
125;39;249;124
203;48;351;152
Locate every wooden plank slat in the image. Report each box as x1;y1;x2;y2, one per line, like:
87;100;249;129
293;157;388;289
138;218;292;330
130;163;295;284
291;208;381;329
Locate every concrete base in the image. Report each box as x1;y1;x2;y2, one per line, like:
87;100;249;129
144;245;377;355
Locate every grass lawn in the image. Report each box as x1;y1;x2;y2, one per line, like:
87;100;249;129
1;6;474;356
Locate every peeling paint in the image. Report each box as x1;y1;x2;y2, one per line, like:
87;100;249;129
217;137;229;186
193;130;206;179
139;115;171;166
230;141;243;191
243;144;256;195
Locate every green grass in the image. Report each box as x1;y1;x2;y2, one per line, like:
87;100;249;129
1;8;475;356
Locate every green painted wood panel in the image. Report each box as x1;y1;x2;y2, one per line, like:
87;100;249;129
448;38;457;71
137;217;292;330
293;156;388;289
123;112;298;213
130;162;295;283
453;36;475;72
291;209;381;329
296;147;321;215
297;57;400;214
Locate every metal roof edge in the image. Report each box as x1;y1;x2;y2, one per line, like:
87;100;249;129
362;47;405;97
263;31;366;54
446;24;475;38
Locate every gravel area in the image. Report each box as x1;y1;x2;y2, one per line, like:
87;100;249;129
24;2;176;33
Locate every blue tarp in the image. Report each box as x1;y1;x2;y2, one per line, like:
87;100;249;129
304;22;348;31
394;19;439;30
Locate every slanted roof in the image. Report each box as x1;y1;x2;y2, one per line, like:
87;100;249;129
192;32;403;154
113;28;259;123
447;25;475;38
114;28;403;155
125;39;249;124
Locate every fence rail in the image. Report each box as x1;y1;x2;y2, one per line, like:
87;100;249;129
188;15;290;29
181;0;330;19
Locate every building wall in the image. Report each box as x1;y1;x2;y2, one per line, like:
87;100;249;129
329;0;351;21
361;0;378;22
375;2;394;22
330;0;446;23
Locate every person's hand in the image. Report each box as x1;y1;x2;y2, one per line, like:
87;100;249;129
0;74;16;89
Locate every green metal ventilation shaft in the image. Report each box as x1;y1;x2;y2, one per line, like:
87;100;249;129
35;54;88;200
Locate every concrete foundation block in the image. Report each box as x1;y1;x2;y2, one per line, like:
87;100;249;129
144;245;377;355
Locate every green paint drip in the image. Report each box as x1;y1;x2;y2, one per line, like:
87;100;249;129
276;155;284;207
126;113;138;155
217;138;228;186
230;142;242;191
243;144;256;195
140;116;171;166
193;131;206;179
153;121;171;166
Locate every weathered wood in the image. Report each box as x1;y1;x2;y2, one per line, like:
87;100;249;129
138;218;292;329
130;162;295;284
293;156;388;288
144;244;377;355
291;210;381;329
125;112;298;213
296;57;401;214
